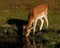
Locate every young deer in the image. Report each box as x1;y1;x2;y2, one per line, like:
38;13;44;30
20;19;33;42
23;4;48;37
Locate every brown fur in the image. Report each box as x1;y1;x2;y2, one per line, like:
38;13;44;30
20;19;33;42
24;4;48;37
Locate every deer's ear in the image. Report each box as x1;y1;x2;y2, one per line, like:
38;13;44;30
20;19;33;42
23;25;26;29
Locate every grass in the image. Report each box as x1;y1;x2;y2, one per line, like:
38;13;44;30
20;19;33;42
0;25;17;42
0;0;60;48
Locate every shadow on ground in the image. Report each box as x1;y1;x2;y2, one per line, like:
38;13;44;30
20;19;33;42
7;19;28;37
7;19;28;48
0;19;60;48
0;19;28;48
55;43;60;48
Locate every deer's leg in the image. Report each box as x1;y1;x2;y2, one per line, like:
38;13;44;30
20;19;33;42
33;20;37;34
40;18;44;30
26;31;30;37
44;16;49;28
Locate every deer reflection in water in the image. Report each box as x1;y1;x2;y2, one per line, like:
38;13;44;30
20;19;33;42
23;37;43;48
